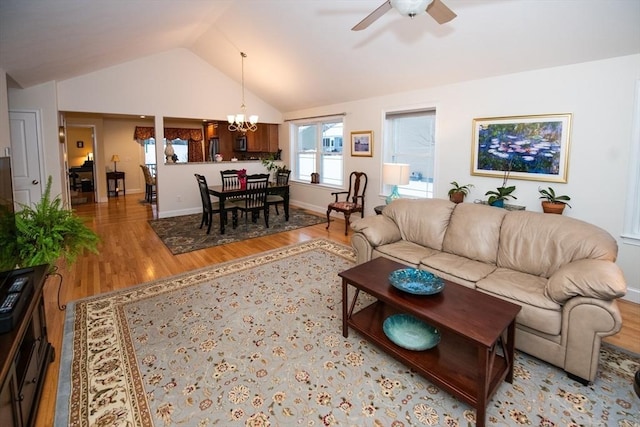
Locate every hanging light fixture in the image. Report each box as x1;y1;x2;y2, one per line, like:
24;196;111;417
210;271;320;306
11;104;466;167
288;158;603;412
228;52;258;133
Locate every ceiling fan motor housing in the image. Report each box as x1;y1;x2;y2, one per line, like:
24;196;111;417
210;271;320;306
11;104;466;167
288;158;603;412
391;0;431;17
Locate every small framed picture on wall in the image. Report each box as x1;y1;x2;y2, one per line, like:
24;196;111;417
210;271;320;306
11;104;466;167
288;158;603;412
76;141;84;148
351;131;373;157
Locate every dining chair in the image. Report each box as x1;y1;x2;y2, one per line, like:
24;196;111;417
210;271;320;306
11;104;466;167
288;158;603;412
228;173;270;229
326;171;368;235
195;173;236;234
266;169;291;217
140;164;156;203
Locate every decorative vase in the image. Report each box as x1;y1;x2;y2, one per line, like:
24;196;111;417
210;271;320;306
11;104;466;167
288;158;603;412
542;201;566;214
164;142;175;163
239;177;247;189
214;154;223;162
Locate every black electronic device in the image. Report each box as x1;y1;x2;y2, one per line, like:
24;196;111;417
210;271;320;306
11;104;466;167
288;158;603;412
0;269;34;334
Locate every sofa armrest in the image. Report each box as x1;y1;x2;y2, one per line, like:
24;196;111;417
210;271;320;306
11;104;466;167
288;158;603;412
562;297;622;382
350;215;402;247
545;259;627;304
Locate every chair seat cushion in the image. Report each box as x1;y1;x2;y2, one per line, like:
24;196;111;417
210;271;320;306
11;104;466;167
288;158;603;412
266;195;284;203
329;201;361;212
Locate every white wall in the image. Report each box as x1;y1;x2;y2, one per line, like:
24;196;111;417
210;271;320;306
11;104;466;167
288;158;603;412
0;69;11;155
4;47;638;303
283;54;640;303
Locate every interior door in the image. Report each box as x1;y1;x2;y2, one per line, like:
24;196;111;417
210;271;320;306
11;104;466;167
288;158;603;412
9;110;44;207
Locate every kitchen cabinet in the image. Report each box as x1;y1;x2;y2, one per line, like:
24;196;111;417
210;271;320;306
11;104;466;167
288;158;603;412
246;124;279;152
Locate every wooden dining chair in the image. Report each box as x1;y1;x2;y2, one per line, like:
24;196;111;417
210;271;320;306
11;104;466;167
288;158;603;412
266;169;291;217
326;171;368;235
140;164;156;203
195;173;236;234
228;174;270;229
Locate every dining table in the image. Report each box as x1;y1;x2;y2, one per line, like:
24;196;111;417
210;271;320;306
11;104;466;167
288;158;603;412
208;182;290;234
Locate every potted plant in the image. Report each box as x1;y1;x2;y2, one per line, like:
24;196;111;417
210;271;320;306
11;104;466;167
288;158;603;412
538;186;571;214
261;151;288;180
448;181;474;204
485;164;516;208
0;176;99;271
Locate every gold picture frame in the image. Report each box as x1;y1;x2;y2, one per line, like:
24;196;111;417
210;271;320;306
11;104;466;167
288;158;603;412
471;113;572;183
351;131;373;157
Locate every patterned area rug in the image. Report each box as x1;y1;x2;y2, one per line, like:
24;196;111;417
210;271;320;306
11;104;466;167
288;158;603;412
148;207;326;254
55;239;640;426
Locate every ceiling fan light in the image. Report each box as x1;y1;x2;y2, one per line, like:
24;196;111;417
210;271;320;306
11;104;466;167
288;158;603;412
390;0;430;17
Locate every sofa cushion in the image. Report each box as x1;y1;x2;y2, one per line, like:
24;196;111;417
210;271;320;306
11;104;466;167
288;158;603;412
374;241;440;267
420;252;496;283
477;268;561;336
442;203;507;264
497;211;618;277
383;198;455;251
545;259;627;303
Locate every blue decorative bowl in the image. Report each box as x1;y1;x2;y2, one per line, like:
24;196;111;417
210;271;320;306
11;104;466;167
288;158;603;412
388;268;445;295
383;314;440;351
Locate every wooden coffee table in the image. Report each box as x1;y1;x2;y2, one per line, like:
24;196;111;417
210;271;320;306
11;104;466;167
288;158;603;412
339;257;521;427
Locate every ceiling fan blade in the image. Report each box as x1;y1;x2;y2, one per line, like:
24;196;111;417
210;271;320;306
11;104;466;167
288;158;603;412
352;0;393;31
426;0;457;24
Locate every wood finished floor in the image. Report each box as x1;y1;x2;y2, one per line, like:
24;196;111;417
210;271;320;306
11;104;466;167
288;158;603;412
35;193;640;426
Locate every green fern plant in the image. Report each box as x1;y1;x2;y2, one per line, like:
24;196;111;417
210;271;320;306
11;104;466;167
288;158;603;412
0;176;99;271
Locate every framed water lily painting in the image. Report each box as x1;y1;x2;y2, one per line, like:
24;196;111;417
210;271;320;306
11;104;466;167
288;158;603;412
471;113;572;183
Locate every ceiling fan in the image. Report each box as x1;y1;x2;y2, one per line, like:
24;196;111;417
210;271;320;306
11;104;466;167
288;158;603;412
352;0;457;31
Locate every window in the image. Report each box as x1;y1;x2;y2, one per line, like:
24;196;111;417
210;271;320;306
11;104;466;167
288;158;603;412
292;119;344;186
383;109;436;198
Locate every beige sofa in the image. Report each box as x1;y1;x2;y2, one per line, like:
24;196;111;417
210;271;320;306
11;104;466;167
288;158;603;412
350;198;627;383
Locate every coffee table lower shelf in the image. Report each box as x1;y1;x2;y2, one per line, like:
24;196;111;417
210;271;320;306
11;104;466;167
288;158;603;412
347;301;509;421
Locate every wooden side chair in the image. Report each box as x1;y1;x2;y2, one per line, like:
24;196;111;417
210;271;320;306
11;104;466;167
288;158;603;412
228;174;270;229
195;173;236;234
266;169;291;217
326;171;368;235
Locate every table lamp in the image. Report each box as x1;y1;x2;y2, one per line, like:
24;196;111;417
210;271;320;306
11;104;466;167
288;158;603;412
111;154;120;172
383;163;410;204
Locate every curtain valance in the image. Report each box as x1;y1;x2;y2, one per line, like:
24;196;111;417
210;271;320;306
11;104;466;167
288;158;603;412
133;127;203;142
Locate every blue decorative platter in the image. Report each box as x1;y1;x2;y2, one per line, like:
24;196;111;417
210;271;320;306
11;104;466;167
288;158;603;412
388;268;445;295
383;314;440;351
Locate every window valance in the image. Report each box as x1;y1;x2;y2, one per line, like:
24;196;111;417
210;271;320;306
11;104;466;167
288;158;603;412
133;126;203;142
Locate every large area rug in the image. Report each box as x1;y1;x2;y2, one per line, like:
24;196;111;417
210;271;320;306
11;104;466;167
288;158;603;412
148;207;326;254
56;239;640;426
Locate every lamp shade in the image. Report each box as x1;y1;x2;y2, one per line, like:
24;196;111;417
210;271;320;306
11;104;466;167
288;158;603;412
383;163;410;186
111;154;120;162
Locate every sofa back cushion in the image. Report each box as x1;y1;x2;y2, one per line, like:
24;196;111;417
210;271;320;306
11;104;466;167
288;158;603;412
442;203;507;264
383;198;455;251
497;211;618;277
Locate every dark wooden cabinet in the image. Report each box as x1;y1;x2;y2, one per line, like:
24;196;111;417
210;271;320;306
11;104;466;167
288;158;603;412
246;123;279;152
0;265;54;427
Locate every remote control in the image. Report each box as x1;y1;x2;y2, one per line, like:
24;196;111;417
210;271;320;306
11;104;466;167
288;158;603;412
8;276;28;293
0;293;19;313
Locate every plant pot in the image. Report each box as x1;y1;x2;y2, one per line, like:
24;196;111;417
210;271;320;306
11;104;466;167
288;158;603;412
490;199;504;208
449;192;465;204
542;201;566;214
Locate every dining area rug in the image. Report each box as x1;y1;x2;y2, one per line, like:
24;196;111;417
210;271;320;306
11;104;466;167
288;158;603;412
148;207;325;254
55;239;640;427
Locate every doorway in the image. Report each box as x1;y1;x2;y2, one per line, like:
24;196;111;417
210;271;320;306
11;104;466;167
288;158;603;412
66;125;96;206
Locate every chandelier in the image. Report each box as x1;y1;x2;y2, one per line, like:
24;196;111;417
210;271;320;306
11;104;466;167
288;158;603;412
227;52;258;133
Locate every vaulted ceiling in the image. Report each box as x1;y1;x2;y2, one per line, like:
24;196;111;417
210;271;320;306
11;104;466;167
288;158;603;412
1;0;639;112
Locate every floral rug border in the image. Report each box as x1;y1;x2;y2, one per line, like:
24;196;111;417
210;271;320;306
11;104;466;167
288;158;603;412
55;239;355;427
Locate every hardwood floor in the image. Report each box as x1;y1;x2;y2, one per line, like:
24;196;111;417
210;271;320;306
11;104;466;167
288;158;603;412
34;193;640;426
